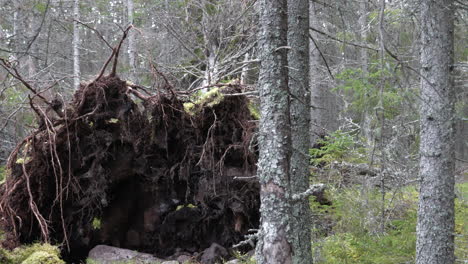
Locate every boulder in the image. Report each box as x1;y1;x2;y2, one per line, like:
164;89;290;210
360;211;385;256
88;245;163;264
200;243;229;264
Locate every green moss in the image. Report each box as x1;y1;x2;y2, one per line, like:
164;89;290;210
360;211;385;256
21;251;64;264
231;251;256;264
8;243;64;264
92;217;101;230
309;130;367;166
247;102;260;120
183;88;224;116
0;247;12;264
0;166;6;183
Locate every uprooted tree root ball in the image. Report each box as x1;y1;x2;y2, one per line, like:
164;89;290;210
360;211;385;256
0;75;260;262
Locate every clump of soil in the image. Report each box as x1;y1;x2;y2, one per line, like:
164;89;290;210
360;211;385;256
0;74;259;262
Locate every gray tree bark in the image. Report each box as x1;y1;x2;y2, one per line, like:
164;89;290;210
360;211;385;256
73;0;80;90
255;0;292;263
287;0;312;263
416;0;456;263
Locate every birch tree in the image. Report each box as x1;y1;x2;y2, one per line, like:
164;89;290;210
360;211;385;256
73;0;80;90
127;0;137;82
255;0;292;263
416;0;456;263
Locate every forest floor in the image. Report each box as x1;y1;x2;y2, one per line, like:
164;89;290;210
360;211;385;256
232;182;468;264
309;182;468;264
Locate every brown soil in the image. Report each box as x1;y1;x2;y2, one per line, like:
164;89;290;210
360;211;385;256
0;75;259;262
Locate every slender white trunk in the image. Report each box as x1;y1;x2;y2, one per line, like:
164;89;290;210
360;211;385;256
127;0;137;82
240;52;249;85
73;0;81;90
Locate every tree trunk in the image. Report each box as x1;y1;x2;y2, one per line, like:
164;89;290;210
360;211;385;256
127;0;137;82
73;0;81;90
416;0;455;263
358;0;373;147
255;0;292;263
287;0;312;263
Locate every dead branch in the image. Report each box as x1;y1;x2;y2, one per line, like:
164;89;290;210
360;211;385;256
94;26;132;82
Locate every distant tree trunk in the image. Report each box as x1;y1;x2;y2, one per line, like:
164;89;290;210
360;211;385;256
358;0;368;74
416;0;455;263
309;2;339;145
255;0;292;263
73;0;80;90
12;0;24;60
288;0;312;263
127;0;137;82
358;0;373;146
240;52;250;85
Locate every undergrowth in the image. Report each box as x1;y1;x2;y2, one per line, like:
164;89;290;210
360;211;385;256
309;130;366;166
311;183;468;264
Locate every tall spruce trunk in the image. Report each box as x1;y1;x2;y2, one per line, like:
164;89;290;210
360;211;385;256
255;0;292;263
288;0;312;263
416;0;456;263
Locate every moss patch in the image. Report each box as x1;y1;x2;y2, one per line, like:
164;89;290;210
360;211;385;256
0;243;64;264
21;251;64;264
183;88;224;115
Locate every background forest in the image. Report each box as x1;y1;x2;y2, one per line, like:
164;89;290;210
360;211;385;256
0;0;466;263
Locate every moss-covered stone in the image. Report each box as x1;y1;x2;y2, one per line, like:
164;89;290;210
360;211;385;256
21;251;65;264
9;243;64;264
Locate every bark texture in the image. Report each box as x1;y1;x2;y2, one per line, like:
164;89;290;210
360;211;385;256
255;0;292;263
288;0;312;263
416;1;456;263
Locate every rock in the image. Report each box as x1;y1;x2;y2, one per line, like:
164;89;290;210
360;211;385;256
176;254;193;263
200;243;229;264
161;261;179;264
225;260;241;264
88;245;163;264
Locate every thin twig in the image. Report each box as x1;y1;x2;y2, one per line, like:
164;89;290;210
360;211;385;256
310;26;378;51
309;33;334;79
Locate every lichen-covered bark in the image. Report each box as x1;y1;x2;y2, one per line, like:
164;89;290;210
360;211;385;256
416;1;455;263
255;0;292;263
287;0;312;263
